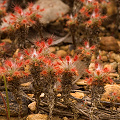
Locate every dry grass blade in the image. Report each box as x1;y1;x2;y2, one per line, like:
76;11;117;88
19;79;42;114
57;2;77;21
72;60;87;85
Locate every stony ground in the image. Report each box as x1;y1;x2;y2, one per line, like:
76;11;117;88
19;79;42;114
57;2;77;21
0;0;120;120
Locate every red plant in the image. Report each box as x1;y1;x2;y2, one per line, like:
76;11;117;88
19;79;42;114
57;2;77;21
79;0;108;26
0;0;6;16
35;38;56;59
58;55;78;75
65;0;107;28
24;39;54;64
66;14;77;26
1;4;44;32
41;58;57;76
24;48;43;63
78;41;95;56
85;63;113;85
2;57;28;81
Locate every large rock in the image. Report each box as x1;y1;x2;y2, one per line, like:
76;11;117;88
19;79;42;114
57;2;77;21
33;0;69;24
100;36;119;52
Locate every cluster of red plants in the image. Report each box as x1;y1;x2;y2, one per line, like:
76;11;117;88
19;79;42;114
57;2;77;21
66;14;78;26
65;0;108;27
0;52;29;81
79;0;108;26
23;38;78;82
0;36;79;119
0;3;44;32
0;0;117;119
59;55;78;75
22;38;79;118
86;62;113;85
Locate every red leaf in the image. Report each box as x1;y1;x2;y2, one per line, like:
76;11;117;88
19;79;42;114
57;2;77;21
103;67;109;73
108;77;113;84
48;38;53;45
36;14;42;18
87;78;93;85
73;55;78;62
40;9;44;12
86;69;91;74
3;18;7;23
39;48;42;53
66;56;70;62
5;60;13;68
80;0;84;2
90;45;95;50
59;56;63;62
24;49;29;55
36;5;40;10
94;8;99;14
0;42;5;46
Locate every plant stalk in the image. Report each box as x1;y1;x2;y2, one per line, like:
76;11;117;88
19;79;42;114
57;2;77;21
3;75;10;119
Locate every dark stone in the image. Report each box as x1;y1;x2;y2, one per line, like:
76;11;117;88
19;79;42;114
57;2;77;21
0;91;30;117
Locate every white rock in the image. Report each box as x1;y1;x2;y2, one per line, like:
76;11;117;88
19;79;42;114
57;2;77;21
28;101;36;112
109;73;119;78
76;79;87;86
108;52;116;60
89;63;95;71
101;56;108;62
26;114;48;120
99;50;108;56
40;93;45;98
21;82;32;87
114;54;120;63
110;62;118;70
